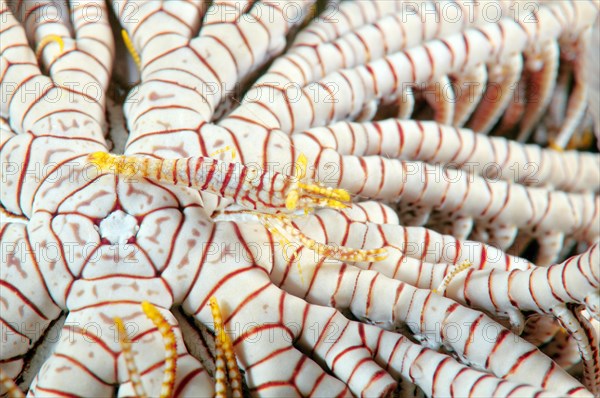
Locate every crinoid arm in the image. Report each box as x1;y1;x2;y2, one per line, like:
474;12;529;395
115;317;147;398
209;297;243;398
114;302;178;398
141;302;178;398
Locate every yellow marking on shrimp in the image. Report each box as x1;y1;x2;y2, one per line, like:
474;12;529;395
548;139;564;152
141;301;177;398
88;151;142;176
0;367;25;398
300;1;318;29
285;153;350;212
434;260;473;295
35;34;64;62
577;130;595;149
210;146;237;160
294;153;308;180
121;29;141;69
209;297;243;398
115;317;147;398
566;129;594;150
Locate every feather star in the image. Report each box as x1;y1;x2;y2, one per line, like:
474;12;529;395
1;1;599;397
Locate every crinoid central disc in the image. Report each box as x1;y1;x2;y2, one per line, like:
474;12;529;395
99;210;139;245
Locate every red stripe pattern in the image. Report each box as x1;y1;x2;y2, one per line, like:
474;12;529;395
1;1;599;397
